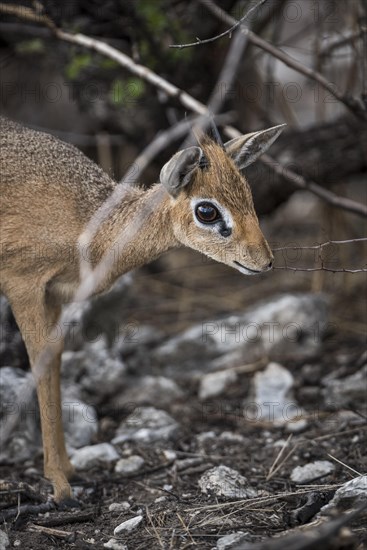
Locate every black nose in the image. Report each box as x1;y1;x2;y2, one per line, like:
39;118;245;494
267;260;273;269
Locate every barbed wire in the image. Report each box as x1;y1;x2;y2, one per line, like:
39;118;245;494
272;237;367;251
273;266;367;273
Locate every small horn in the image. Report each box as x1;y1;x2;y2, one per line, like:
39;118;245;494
210;117;225;149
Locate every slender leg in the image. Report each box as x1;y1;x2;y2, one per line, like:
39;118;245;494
52;359;74;477
9;292;74;501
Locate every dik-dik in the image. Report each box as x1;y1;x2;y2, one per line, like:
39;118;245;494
0;117;284;502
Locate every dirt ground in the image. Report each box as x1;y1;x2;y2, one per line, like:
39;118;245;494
1;201;366;549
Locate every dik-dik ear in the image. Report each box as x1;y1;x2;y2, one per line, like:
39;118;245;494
160;146;205;198
225;124;286;170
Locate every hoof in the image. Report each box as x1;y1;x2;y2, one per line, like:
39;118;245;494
49;478;73;504
57;497;81;510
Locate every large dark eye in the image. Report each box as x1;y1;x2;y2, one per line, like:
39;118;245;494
195;202;221;224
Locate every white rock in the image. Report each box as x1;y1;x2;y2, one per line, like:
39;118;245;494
112;407;179;445
273;439;288;448
285;418;308;433
217;531;249;549
114;515;143;535
115;455;145;475
291;460;335;483
320;475;367;514
198;465;256;499
0;530;9;550
163;450;177;461
154;294;328;369
199;370;238;400
103;538;128;549
113;376;184;409
108;502;131;512
247;362;305;426
71;443;119;470
219;432;245;443
62;398;98;450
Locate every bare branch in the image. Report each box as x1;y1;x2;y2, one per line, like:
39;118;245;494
0;2;56;30
172;0;367;120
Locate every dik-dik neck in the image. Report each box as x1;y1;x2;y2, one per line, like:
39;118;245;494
88;184;178;291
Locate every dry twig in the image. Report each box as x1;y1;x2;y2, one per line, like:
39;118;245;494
267;434;293;481
172;0;267;48
27;524;74;541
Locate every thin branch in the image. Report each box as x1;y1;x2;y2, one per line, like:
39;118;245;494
171;0;366;120
0;2;56;30
1;2;366;219
169;0;267;48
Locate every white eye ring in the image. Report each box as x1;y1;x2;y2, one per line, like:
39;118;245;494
191;197;233;234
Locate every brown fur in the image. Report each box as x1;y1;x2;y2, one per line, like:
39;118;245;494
0;117;273;501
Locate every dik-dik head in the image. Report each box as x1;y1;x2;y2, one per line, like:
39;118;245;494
160;125;285;275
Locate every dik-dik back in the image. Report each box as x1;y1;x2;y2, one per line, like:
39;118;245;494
0;116;284;501
0;117;117;297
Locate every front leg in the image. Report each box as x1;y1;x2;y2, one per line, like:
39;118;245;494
36;358;74;501
9;293;74;501
47;340;75;482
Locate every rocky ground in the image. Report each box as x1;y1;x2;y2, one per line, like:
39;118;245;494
0;195;366;549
